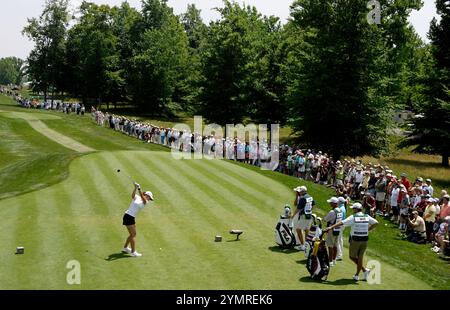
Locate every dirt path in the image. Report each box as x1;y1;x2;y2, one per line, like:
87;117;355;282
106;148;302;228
27;119;95;153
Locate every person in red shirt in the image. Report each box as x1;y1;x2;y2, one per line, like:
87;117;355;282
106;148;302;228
416;195;428;217
400;173;412;191
362;191;376;217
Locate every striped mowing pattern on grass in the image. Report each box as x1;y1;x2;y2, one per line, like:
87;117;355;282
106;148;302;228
0;151;432;290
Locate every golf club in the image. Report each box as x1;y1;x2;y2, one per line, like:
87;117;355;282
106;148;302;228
117;169;136;185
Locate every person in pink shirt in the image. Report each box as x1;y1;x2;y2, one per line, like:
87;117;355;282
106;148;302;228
439;195;450;219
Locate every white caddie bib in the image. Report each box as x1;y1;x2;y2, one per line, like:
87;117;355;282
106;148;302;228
353;215;369;237
333;208;344;232
305;197;313;214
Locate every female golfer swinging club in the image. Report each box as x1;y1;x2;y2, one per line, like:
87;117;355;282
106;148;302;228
122;182;154;257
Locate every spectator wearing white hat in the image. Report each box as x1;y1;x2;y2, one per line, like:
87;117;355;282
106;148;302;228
122;183;154;257
432;216;450;255
374;173;387;215
291;186;315;251
305;154;314;181
324;203;378;281
390;182;401;222
424;179;434;197
335;163;345;187
351;166;364;200
399;187;410;230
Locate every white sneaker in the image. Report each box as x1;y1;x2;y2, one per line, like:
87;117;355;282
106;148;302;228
363;269;371;281
131;251;142;257
336;256;343;261
329;261;335;267
332;260;336;265
122;247;131;254
352;275;359;281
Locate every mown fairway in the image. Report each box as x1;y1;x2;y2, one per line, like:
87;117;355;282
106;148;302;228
0;95;442;290
0;151;432;290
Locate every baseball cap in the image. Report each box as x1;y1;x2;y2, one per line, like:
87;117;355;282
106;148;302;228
352;203;363;210
401;173;407;177
427;198;434;203
327;197;339;204
144;191;154;200
443;194;450;199
338;197;346;203
412;210;418;215
294;186;307;193
426;179;432;183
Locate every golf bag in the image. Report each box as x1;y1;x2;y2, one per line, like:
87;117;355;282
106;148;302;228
306;232;330;281
275;216;300;248
304;215;323;258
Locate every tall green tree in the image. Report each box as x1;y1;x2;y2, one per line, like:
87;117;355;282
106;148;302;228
128;0;189;114
197;0;280;125
288;0;422;158
0;57;25;85
112;2;143;107
65;2;121;107
247;16;288;125
179;4;207;111
402;0;450;166
23;0;69;101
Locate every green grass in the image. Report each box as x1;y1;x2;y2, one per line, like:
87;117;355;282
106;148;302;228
0;114;76;200
0;151;432;289
0;93;167;199
0;93;447;289
226;161;450;289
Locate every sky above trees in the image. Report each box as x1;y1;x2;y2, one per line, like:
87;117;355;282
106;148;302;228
0;0;440;59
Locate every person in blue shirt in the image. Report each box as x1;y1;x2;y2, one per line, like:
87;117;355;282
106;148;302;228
336;196;348;260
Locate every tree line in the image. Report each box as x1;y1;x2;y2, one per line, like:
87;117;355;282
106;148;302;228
15;0;450;164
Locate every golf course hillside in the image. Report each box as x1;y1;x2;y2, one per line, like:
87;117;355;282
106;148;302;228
0;94;446;290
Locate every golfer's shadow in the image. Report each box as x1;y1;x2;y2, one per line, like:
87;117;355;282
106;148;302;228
268;246;298;254
299;276;357;286
105;252;132;261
